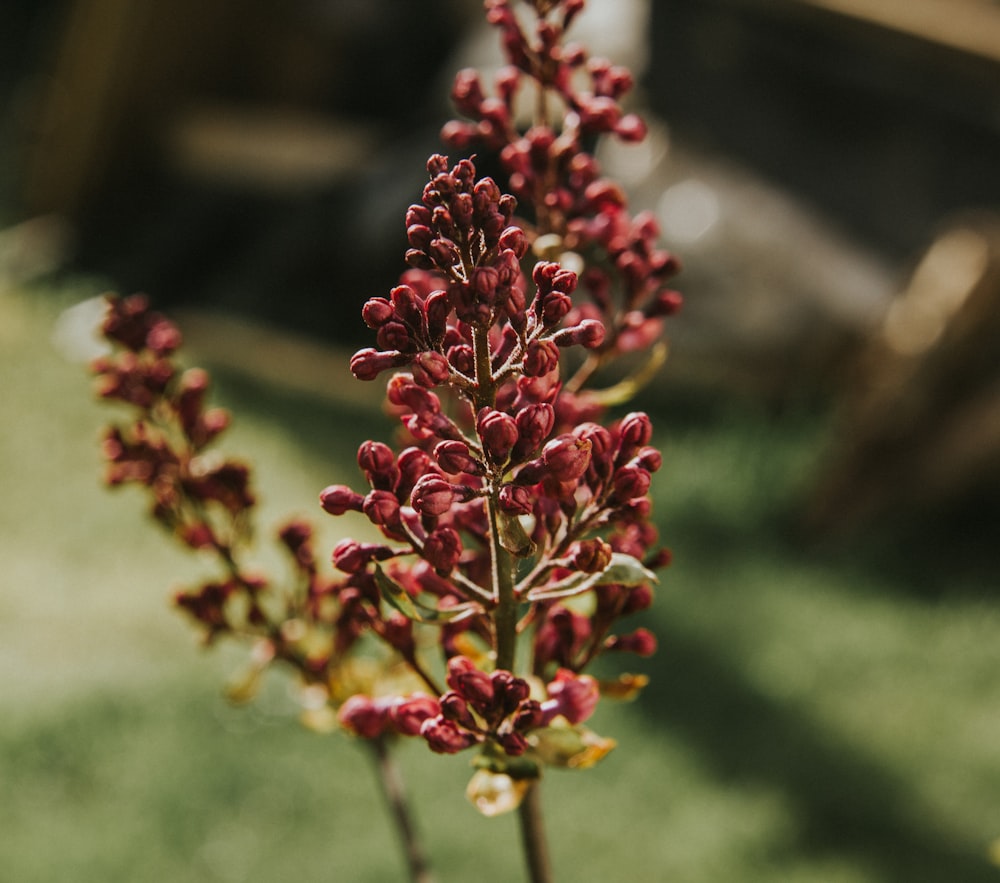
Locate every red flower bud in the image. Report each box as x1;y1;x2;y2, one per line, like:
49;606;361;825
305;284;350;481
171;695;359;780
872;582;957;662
613;465;651;502
338;695;389;739
523;339;560;377
358;441;396;483
619;411;653;452
434;439;479;475
420;716;479;754
361;297;394;328
350;347;408;381
440;692;478;728
541;435;592;482
477;408;519;464
498;484;533;515
363;490;401;526
514;403;555;454
319;484;365;515
540;291;573;326
423;526;462;574
552;319;605;349
410;475;456;517
389;694;441;736
615;112;647;142
446;656;495;709
541;670;599;725
605;627;658;657
332;539;393;573
411;351;451;387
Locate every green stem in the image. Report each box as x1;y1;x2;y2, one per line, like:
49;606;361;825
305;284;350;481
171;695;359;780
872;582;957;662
489;493;518;671
368;737;436;883
518;781;553;883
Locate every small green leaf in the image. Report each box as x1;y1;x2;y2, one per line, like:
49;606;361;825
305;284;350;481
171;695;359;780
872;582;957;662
593;552;658;587
373;564;480;625
525;552;656;601
588;342;668;406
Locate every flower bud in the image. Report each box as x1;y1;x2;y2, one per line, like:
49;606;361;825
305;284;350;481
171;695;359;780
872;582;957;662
350;347;408;381
523;339;560;377
552;319;605;349
420;716;479;754
361;297;394;329
648;289;683;317
440;692;477;728
498;484;533;515
363;490;401;527
410;475;457;517
605;627;658;657
615;112;647;142
619;411;653;451
446;656;495;709
390;285;424;330
541;435;592;482
332;539;393;573
434;439;479;475
477;408;519;464
542;671;600;725
613;465;651;501
357;440;396;480
423;526;462;575
571;538;613;574
498;731;529;756
319;484;365;515
498;225;529;258
514;402;555;455
338;695;389;739
540;291;572;326
411;351;451;387
389;694;441;736
424;289;451;342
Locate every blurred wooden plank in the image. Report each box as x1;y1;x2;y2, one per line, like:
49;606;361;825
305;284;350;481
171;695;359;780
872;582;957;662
791;0;1000;63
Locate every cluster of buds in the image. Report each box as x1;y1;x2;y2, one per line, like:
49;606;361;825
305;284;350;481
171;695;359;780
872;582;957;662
316;149;669;802
338;659;601;763
92;0;681;832
92;295;424;724
441;0;682;369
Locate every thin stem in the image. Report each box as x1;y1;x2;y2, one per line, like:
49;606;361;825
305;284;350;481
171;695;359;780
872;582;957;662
518;781;553;883
489;493;518;671
368;737;436;883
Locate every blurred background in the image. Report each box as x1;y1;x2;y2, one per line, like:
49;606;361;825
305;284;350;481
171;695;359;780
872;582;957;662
2;0;999;881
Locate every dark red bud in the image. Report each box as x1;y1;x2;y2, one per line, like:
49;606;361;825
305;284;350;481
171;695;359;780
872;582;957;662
363;490;401;526
477;408;519;463
423;526;462;574
350;347;408;381
498;484;533;515
613;465;651;501
605;627;658;657
410;475;456;517
552;319;605;349
390;694;441;736
338;695;389;738
542;436;592;482
411;351;451;387
434;439;479;475
319;484;364;515
420;716;478;754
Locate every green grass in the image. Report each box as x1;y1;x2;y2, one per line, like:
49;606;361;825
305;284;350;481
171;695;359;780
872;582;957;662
2;281;999;881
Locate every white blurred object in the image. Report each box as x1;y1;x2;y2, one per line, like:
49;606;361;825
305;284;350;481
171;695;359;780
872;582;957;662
51;296;110;363
657;178;722;245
